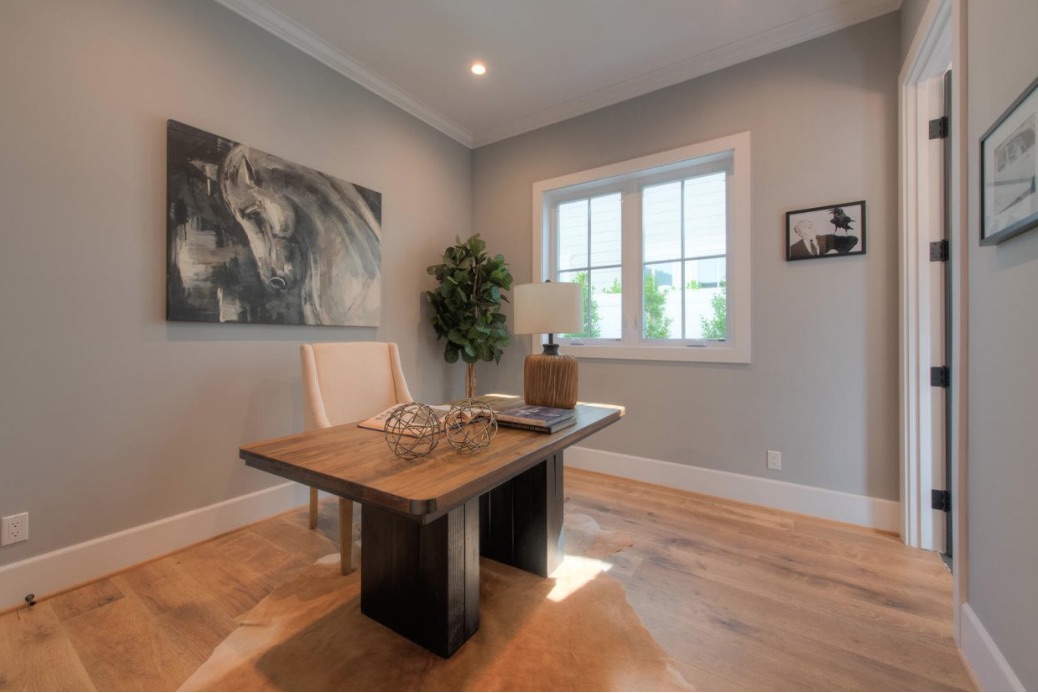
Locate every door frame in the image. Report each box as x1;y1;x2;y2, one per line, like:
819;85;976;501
899;0;950;553
898;0;968;642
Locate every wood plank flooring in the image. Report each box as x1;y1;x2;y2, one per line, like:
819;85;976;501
564;471;972;691
0;469;973;691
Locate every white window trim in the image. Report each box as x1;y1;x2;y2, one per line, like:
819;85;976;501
531;131;752;363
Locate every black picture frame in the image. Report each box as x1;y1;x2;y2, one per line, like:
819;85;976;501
785;201;866;261
981;75;1038;246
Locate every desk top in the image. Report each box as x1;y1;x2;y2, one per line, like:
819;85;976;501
240;403;623;520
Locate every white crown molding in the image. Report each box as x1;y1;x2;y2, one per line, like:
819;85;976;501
474;0;901;146
213;0;474;148
215;0;898;150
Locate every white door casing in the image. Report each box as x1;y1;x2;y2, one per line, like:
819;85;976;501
899;0;952;553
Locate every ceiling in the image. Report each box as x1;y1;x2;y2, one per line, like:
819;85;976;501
216;0;901;148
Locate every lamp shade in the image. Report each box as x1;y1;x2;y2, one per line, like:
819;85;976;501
513;282;583;335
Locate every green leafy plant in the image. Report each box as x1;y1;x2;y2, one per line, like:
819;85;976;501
563;272;601;338
426;234;513;397
643;271;672;339
700;283;727;340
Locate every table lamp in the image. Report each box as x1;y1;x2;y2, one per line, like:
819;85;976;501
513;281;583;409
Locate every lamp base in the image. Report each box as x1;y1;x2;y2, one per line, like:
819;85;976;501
523;353;578;409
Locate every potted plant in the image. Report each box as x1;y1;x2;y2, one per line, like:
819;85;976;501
426;234;513;398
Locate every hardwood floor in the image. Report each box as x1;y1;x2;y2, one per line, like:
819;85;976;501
565;471;973;691
0;469;974;691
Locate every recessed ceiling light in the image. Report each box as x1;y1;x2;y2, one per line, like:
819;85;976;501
471;62;487;76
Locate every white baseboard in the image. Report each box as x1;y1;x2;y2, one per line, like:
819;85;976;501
565;446;900;532
0;450;902;613
960;603;1025;691
0;483;309;612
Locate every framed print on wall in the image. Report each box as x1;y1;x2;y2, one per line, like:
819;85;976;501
166;120;383;326
785;201;866;261
981;75;1038;246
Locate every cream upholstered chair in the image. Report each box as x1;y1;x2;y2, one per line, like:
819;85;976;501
300;342;413;575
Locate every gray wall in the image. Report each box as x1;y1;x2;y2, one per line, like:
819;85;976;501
900;0;933;63
0;0;471;566
473;15;902;500
965;1;1038;688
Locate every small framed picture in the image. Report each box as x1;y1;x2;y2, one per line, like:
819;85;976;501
785;201;866;261
981;75;1038;245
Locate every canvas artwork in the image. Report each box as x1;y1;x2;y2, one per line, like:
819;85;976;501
166;120;382;326
785;201;866;261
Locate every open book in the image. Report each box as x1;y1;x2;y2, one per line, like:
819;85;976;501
358;405;443;434
358;402;494;435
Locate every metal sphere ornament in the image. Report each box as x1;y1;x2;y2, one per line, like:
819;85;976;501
444;399;497;452
384;403;440;459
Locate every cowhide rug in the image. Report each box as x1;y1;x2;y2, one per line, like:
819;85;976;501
179;514;691;691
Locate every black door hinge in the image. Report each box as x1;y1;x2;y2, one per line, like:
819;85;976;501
931;489;951;512
930;239;949;262
931;366;950;388
929;116;949;139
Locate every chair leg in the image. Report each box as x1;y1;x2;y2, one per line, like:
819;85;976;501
339;498;355;575
308;487;319;529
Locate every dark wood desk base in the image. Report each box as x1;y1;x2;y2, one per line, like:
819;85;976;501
360;452;564;657
480;451;564;578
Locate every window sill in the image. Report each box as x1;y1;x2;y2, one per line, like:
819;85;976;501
549;342;751;364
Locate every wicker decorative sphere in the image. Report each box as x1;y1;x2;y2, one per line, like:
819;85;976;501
444;399;497;453
384;403;440;459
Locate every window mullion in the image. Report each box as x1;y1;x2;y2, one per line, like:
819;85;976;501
549;204;559;283
622;183;642;344
583;198;592;334
680;179;687;340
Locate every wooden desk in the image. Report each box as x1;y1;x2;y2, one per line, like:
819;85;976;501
240;403;623;657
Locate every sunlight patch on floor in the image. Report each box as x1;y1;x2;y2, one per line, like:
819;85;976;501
547;554;613;602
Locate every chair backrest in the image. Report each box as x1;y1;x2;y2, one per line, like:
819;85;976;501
300;342;414;430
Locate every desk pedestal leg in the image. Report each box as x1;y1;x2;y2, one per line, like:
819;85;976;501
480;452;564;577
360;498;480;658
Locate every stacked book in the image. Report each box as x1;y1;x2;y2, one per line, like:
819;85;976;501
491;401;577;434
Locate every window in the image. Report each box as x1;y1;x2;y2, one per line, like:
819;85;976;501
531;132;751;363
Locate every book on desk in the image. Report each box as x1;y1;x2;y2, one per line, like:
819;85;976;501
493;404;576;433
359;394;577;435
496;416;576;434
454;394;577;433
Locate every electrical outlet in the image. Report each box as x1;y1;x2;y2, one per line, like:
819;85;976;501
766;450;782;471
1;513;29;546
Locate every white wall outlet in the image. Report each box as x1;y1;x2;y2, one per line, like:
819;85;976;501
1;512;29;546
766;450;782;471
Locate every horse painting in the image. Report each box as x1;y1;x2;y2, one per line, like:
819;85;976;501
166;120;382;326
